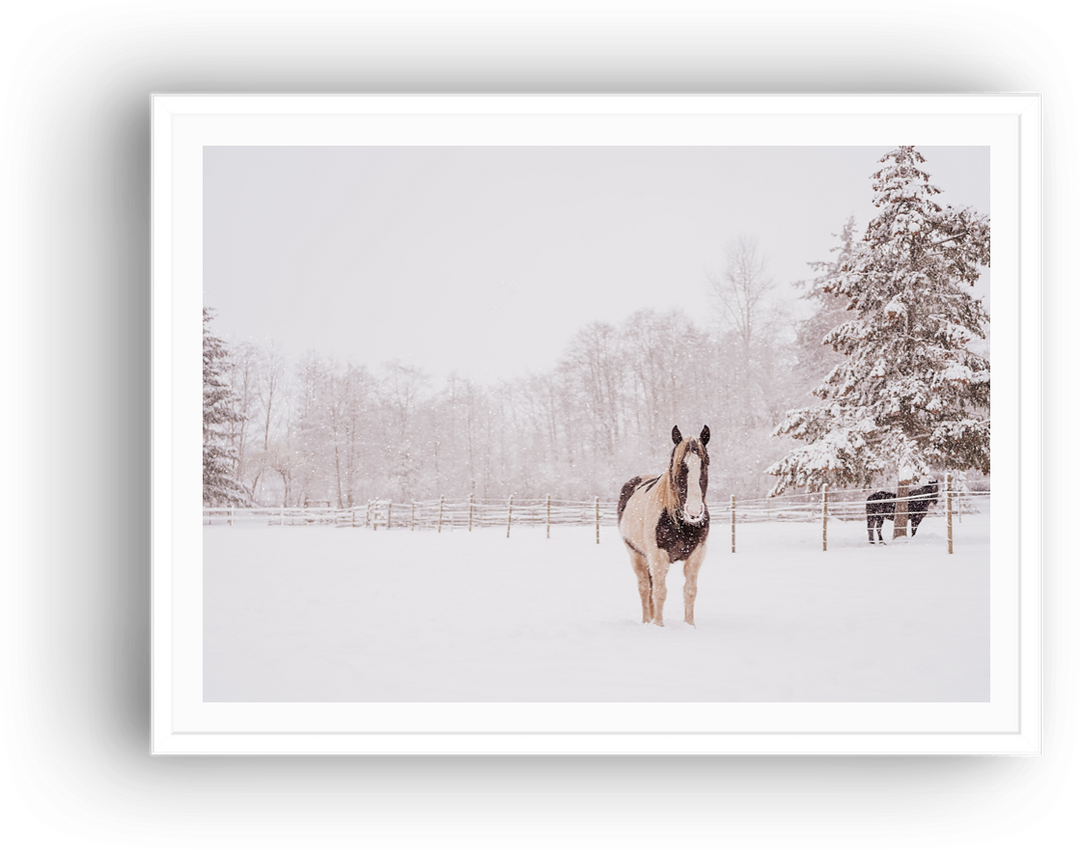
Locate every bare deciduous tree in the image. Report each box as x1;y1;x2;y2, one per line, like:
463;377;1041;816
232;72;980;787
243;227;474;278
707;235;792;429
710;235;778;353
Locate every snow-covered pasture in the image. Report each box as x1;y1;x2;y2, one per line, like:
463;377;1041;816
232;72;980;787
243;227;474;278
204;510;990;703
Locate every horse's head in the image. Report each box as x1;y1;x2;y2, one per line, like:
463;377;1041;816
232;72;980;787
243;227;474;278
670;425;710;525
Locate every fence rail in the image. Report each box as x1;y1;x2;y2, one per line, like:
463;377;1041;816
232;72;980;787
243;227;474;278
205;485;988;553
203;495;619;535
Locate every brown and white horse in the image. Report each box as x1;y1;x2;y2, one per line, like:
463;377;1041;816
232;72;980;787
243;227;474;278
617;425;710;627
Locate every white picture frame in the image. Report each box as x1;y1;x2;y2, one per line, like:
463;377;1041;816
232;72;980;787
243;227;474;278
152;94;1041;756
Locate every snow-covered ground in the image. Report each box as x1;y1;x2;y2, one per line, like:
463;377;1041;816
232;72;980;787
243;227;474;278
204;510;990;702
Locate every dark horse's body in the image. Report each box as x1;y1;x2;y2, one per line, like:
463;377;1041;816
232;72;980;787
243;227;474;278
617;425;710;626
866;481;940;543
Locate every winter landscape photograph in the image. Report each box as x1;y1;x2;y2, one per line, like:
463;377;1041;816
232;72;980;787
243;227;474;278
202;144;992;703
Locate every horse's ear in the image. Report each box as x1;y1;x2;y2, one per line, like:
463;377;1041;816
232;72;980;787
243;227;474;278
671;426;683;445
700;425;710;446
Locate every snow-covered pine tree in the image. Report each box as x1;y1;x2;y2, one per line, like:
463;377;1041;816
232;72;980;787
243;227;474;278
203;308;250;506
766;147;991;518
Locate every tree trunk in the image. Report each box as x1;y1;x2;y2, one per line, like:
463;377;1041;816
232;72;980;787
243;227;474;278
893;479;910;539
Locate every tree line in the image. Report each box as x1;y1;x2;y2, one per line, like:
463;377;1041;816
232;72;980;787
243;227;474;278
204;233;808;508
204;147;992;511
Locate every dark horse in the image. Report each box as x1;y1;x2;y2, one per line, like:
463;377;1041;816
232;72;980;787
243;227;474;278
866;481;940;543
617;425;710;626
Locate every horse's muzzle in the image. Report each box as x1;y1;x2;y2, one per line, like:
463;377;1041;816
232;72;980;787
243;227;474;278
681;509;707;526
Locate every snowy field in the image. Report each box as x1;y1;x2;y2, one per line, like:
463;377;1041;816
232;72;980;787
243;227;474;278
204;510;990;703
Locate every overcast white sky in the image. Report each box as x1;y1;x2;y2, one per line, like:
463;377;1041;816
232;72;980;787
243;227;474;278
203;146;990;384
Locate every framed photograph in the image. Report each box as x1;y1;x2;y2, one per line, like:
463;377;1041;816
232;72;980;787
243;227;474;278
150;94;1036;756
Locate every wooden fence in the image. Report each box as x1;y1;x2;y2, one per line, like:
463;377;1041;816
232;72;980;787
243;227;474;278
205;483;987;552
203;495;616;539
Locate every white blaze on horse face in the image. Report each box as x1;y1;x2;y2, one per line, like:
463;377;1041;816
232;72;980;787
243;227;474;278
683;451;705;523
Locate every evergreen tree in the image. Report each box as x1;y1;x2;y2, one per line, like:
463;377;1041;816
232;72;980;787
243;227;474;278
767;147;991;497
203;308;250;506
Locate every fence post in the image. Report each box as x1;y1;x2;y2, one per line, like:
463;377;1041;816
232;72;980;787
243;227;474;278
438;495;444;533
546;494;551;539
822;484;828;552
730;495;736;554
469;493;474;531
595;496;600;544
411;501;416;531
228;507;233;527
387;500;393;530
365;500;371;528
946;473;954;555
506;495;514;538
373;499;379;531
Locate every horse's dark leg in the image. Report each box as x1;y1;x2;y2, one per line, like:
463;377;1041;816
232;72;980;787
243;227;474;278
869;515;884;543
